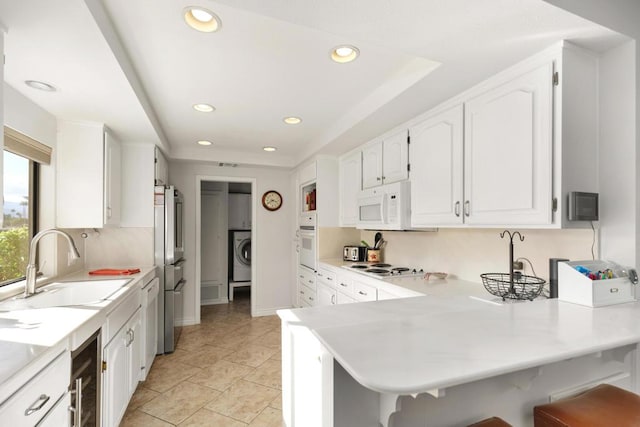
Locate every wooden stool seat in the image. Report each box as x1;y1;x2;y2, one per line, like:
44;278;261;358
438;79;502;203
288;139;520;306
468;416;512;427
534;384;640;426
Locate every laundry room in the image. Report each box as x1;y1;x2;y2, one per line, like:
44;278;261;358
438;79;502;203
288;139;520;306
200;180;253;307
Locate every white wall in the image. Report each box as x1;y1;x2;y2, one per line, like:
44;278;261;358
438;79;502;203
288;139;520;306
598;41;636;265
170;161;293;323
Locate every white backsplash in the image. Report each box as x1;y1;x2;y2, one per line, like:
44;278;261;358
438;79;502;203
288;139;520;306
318;227;361;260
358;228;599;282
83;227;154;269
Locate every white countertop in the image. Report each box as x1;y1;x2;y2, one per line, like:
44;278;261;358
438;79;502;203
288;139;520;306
0;266;156;395
279;295;640;395
319;258;491;299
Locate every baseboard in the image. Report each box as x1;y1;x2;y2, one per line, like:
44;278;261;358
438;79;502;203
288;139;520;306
201;298;229;305
178;317;198;326
253;305;293;317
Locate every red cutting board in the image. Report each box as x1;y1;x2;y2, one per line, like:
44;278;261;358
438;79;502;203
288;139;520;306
88;268;141;276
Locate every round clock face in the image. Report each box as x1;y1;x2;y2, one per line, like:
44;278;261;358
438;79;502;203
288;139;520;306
262;190;282;211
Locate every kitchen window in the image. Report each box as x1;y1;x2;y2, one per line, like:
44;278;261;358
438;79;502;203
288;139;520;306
1;126;50;287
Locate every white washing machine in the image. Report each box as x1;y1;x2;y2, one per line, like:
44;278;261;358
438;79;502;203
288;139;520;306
232;231;251;282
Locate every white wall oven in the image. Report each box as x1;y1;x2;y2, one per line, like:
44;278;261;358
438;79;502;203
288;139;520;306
299;214;316;271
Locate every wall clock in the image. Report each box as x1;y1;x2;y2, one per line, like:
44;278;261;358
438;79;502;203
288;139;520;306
262;190;283;211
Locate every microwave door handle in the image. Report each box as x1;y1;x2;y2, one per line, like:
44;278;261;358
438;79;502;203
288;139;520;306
380;196;387;224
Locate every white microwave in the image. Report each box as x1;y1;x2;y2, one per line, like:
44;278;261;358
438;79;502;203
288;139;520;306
356;181;411;230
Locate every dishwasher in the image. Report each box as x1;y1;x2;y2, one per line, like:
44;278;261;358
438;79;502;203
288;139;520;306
141;277;160;380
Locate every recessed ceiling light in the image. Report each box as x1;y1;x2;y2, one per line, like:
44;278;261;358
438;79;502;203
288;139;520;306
193;103;215;113
197;140;213;146
183;6;221;33
25;80;57;92
330;45;360;63
283;117;302;125
263;146;277;152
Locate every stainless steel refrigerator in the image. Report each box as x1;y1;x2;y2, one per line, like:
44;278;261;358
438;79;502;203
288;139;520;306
154;185;185;353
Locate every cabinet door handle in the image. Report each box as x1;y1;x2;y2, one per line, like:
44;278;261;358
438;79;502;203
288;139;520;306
382;176;386;180
308;280;314;284
25;394;50;416
454;201;460;217
340;282;348;287
358;290;367;296
299;274;304;279
464;201;470;217
300;290;304;295
331;294;336;304
309;296;314;301
327;277;333;281
376;177;381;181
296;245;300;253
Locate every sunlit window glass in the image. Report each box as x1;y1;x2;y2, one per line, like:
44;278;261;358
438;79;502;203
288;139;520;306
1;150;31;285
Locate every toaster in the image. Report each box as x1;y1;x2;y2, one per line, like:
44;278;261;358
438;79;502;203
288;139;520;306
343;246;367;262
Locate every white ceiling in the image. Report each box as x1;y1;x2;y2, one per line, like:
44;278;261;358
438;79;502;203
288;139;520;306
0;0;629;168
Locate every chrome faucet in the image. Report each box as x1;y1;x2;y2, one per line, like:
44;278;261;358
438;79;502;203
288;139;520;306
24;229;81;297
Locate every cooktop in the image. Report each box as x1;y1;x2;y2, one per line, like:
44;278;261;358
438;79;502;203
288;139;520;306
343;263;424;278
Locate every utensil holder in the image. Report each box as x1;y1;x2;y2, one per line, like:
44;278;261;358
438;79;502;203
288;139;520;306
367;249;381;263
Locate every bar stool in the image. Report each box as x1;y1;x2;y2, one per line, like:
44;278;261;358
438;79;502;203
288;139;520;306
534;383;640;426
468;416;512;426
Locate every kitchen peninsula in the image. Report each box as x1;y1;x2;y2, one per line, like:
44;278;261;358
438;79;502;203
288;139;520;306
279;295;640;426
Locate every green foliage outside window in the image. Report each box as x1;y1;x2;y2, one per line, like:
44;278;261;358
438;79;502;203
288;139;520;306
0;226;29;283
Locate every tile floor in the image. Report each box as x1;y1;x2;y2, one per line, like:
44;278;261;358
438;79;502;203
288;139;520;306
121;290;284;426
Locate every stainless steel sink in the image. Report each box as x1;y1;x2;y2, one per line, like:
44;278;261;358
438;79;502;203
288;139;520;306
0;279;131;311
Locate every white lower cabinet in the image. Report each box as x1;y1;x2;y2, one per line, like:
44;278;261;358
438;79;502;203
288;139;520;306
290;327;333;427
39;393;71;427
336;291;356;304
102;307;142;427
317;282;337;306
0;348;70;426
353;280;377;302
141;278;159;380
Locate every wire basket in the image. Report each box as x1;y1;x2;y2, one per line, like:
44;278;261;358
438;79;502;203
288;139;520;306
481;273;546;301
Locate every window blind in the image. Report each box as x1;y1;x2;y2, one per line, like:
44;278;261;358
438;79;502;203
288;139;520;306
4;126;52;165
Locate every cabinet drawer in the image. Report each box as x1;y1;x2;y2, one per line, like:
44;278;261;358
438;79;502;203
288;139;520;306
298;283;316;306
316;267;336;287
353;280;377;301
335;274;353;295
0;350;70;424
336;291;356;304
104;288;141;344
298;269;316;292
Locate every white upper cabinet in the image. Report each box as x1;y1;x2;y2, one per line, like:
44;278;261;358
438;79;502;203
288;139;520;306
228;193;252;229
382;130;410;184
362;130;409;189
410;104;464;226
104;131;121;226
361;141;383;189
408;41;598;228
56;121;121;228
464;62;553;225
339;150;362;227
297;156;339;227
154;146;169;185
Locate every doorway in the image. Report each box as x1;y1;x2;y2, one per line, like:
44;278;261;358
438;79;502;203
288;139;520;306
195;176;257;322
